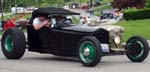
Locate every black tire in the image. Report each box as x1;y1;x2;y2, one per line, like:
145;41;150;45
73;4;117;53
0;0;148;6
78;36;102;67
126;36;149;62
1;28;26;59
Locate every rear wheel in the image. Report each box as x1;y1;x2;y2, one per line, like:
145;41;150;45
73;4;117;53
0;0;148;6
1;28;26;59
78;36;102;67
126;36;149;62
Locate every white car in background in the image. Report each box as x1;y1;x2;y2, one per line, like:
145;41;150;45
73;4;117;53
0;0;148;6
63;6;70;10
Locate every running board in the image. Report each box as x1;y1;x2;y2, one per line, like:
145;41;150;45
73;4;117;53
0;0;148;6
103;50;126;56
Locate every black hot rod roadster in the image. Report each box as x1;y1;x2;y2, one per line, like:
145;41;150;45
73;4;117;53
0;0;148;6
1;7;149;67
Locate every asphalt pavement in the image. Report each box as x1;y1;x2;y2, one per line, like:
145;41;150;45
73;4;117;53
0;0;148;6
0;42;150;72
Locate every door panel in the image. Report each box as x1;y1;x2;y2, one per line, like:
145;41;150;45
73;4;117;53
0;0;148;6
38;27;90;55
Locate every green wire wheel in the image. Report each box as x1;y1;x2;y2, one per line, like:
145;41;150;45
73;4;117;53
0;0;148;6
126;36;149;62
78;36;102;67
79;41;96;63
5;35;13;52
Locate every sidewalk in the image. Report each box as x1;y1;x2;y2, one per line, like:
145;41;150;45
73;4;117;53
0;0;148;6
0;13;12;17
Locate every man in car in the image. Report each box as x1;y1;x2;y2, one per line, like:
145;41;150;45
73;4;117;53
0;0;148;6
55;15;72;25
33;15;51;30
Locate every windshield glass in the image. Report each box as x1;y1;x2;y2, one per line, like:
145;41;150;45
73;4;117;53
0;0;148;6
50;15;81;25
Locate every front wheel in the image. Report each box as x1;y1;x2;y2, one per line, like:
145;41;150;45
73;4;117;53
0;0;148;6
126;36;149;62
1;28;26;59
78;36;102;67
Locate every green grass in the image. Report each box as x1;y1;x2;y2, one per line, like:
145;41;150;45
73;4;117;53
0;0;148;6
117;19;150;41
94;5;112;12
74;0;89;3
101;0;112;4
24;14;31;20
0;31;2;35
76;0;112;4
72;16;80;24
93;5;112;16
0;15;13;21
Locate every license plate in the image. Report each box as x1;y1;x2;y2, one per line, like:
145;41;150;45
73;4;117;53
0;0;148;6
101;44;110;52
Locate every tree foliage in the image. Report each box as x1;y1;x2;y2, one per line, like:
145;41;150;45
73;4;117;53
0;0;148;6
145;0;150;7
111;0;146;10
2;0;72;11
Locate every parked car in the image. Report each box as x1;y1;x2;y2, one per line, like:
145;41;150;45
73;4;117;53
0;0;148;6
100;10;114;19
69;3;80;9
81;5;90;10
100;9;123;20
63;6;70;10
1;7;149;67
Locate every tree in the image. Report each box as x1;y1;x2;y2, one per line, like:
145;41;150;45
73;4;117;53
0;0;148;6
145;0;150;7
0;0;1;12
111;0;146;10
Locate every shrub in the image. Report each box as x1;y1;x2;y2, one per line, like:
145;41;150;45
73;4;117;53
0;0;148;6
124;8;150;20
145;0;150;8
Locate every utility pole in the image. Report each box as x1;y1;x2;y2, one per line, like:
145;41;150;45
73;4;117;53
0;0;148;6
15;0;17;14
37;0;40;7
80;0;82;6
1;0;4;21
90;0;93;7
9;0;12;10
10;0;12;17
38;0;40;7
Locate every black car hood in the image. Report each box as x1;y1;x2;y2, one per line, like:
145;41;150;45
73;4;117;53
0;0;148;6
62;25;101;33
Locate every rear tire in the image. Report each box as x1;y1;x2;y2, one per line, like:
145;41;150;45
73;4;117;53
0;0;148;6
78;36;102;67
126;36;149;62
1;28;26;59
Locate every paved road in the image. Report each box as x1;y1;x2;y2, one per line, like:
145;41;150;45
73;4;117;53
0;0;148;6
0;45;150;72
0;13;12;17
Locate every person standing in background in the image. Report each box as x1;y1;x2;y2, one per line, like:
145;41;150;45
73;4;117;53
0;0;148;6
3;18;16;31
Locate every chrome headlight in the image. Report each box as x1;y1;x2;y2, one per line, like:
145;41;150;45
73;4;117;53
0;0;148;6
113;36;121;45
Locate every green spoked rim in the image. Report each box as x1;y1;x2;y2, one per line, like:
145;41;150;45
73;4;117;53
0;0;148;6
79;41;96;63
5;35;13;52
127;39;144;60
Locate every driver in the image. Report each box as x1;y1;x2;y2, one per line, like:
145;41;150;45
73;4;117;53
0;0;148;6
33;15;51;30
55;15;71;25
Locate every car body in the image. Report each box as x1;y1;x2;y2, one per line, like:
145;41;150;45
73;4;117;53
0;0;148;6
1;7;149;67
28;25;110;56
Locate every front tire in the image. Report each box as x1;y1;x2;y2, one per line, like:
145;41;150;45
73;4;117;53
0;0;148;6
126;36;149;62
1;28;26;59
78;36;102;67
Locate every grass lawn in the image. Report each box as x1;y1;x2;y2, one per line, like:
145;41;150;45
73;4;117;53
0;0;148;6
94;5;112;12
117;19;150;41
72;0;112;4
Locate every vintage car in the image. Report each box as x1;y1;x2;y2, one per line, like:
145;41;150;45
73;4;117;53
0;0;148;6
1;7;149;67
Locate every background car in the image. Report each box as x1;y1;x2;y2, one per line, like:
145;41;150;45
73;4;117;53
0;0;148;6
81;5;90;10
